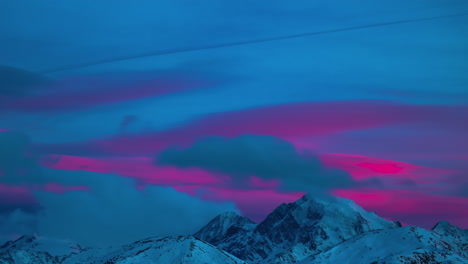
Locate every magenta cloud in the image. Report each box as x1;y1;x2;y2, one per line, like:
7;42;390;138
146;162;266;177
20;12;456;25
36;100;468;157
7;100;467;230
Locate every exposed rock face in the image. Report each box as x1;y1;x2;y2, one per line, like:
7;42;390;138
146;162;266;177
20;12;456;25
194;211;256;245
431;220;468;259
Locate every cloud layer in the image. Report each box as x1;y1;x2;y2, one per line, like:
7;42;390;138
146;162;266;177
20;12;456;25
35;170;236;246
1;0;467;239
157;135;355;192
0;133;236;246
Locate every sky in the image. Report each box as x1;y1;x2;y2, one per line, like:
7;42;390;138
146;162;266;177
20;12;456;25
0;0;467;246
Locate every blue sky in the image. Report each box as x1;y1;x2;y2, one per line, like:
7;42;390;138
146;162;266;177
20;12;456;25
0;0;467;245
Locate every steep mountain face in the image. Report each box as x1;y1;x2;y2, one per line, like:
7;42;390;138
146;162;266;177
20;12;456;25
431;220;468;259
194;211;257;245
63;236;247;264
195;194;400;263
300;226;468;264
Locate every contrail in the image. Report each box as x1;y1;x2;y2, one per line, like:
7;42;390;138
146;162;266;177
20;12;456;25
40;12;468;74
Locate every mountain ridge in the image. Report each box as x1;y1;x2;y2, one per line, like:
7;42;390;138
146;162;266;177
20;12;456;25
1;193;466;264
194;194;400;263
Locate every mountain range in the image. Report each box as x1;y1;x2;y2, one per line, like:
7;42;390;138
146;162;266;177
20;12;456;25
1;194;466;264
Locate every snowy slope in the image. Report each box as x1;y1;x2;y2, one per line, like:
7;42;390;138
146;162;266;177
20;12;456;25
0;234;83;257
0;235;246;264
0;249;59;264
300;226;468;264
195;194;400;263
0;234;84;264
63;236;247;264
60;245;115;264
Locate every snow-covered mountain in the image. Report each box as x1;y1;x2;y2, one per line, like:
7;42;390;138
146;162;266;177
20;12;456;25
300;225;468;264
0;234;83;257
0;236;246;264
1;194;466;264
0;234;84;264
62;236;246;264
194;211;257;245
0;249;59;264
195;194;400;263
431;220;468;259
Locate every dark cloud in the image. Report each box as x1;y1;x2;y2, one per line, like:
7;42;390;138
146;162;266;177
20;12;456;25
0;66;48;96
157;135;355;193
0;132;40;215
0;167;236;247
0;193;38;215
0;209;37;244
0;68;219;113
34;170;236;247
0;134;236;246
0;131;45;185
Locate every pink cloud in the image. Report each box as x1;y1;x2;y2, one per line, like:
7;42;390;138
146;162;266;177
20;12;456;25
0;182;89;214
37;149;463;226
195;184;467;227
0;182;87;213
24;97;468;229
37;101;468;157
0;184;35;206
43;155;223;186
248;176;280;189
42;151;450;191
319;153;452;181
38;154;300;222
10;150;468;229
334;188;468;228
178;185;468;228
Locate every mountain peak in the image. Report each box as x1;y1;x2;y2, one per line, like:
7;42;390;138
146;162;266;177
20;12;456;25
431;220;468;258
218;211;244;219
196;194;399;263
432;220;452;230
431;220;467;237
208;211;254;226
298;193;361;209
0;234;38;250
194;211;256;245
259;193;394;232
298;192;332;204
